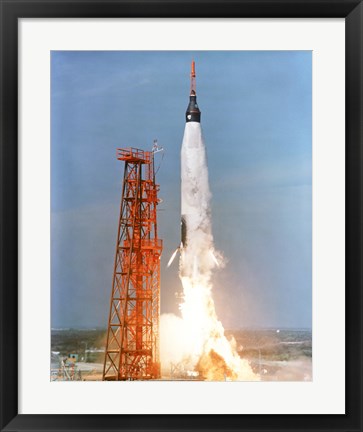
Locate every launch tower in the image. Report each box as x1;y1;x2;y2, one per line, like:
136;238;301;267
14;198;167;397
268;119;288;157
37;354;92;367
103;148;162;380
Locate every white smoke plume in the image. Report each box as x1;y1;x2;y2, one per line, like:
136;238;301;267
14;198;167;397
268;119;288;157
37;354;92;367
161;122;258;381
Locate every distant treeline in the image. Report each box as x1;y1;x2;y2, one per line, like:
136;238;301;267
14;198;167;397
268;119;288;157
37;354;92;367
225;329;312;361
51;328;312;365
51;329;107;363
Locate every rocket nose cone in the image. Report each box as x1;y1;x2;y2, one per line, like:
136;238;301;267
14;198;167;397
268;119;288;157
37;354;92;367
186;95;201;123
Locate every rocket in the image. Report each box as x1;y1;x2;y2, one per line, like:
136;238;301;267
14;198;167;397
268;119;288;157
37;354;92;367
181;60;202;250
168;60;211;270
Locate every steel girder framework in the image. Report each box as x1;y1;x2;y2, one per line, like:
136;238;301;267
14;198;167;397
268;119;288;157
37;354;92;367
103;148;162;380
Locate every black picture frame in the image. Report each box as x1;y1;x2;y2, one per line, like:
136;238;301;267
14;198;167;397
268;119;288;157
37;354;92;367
1;1;362;431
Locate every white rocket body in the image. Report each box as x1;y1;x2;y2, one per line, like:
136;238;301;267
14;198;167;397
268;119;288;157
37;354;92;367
180;122;215;279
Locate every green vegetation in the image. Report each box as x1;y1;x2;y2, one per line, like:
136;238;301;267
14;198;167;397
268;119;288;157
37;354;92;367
51;329;107;363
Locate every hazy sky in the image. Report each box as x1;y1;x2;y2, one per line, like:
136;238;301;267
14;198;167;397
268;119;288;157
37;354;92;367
51;51;312;329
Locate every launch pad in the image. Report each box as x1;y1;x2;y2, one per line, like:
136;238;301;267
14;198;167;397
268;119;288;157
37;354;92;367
103;147;162;381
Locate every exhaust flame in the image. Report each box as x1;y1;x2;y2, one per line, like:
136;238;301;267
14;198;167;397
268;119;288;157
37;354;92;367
162;122;258;381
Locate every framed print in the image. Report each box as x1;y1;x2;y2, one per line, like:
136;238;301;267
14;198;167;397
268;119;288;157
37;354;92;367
0;1;362;431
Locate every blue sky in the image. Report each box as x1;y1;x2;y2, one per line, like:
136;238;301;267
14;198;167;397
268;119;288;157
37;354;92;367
51;51;312;329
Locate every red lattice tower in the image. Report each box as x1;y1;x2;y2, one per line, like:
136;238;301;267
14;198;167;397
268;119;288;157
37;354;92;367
103;148;162;380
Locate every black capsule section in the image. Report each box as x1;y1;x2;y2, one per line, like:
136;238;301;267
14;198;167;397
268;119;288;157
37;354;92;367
186;94;201;123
